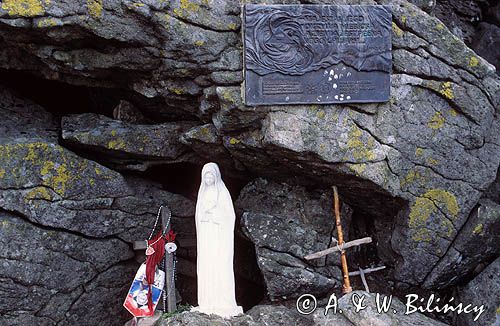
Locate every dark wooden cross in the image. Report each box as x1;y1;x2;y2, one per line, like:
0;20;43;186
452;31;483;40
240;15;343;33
134;206;177;313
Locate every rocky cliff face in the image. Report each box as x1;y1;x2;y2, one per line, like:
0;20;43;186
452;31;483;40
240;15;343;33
0;0;498;325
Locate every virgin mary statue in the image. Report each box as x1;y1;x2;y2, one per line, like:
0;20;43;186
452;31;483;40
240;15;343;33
192;162;243;318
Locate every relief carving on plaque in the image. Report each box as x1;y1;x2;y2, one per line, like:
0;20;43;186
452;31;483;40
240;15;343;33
243;5;392;105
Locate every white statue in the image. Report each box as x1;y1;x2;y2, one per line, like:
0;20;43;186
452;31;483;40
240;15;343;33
192;162;243;318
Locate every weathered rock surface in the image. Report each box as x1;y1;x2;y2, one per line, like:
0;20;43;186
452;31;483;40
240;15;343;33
159;305;315;326
160;291;448;325
0;0;498;320
457;258;500;326
61;113;197;171
423;198;500;289
0;210;134;326
0;86;196;325
471;22;500;73
237;178;353;300
335;291;448;325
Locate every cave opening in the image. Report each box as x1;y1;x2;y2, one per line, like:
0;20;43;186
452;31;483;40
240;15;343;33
0;69;268;312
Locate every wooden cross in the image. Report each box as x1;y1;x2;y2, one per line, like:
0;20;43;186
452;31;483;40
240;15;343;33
133;206;177;313
304;186;384;293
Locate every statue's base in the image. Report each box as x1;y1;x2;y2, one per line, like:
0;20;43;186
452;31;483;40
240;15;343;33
191;305;243;319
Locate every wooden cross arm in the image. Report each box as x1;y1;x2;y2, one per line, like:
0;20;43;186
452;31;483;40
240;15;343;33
348;265;386;276
304;237;372;260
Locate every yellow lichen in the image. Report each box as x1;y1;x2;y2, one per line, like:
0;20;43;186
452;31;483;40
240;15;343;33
111;129;117;136
87;0;103;19
450;108;458;117
348;163;367;175
316;110;326;119
468;56;479;67
347;125;376;161
427;157;438;165
39;162;72;196
95;167;102;175
0;168;5;178
228;22;237;30
415;147;424;157
89;178;95;186
1;0;44;17
40;161;55;176
173;0;199;17
436;23;445;30
439;82;454;100
401;15;407;24
169;87;185;95
200;127;210;136
220;89;234;103
428;112;445;129
229;137;240;145
107;138;126;150
392;22;403;38
472;223;483;235
37;17;57;28
402;169;424;187
409;189;459;241
25;187;52;201
194;40;205;46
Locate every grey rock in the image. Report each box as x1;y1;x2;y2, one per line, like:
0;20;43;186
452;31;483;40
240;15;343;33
159;295;448;326
238;179;353;300
457;258;500;326
0;0;497;303
338;291;448;325
423;198;500;289
0;210;134;325
180;123;243;173
112;99;147;123
245;304;313;325
159;310;255;326
159;304;312;326
61;113;197;171
0;86;197;324
471;22;500;73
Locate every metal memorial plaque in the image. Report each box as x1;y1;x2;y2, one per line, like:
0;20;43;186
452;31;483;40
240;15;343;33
243;5;392;106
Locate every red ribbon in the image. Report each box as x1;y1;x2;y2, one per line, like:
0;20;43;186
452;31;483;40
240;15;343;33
145;232;165;312
165;229;176;242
